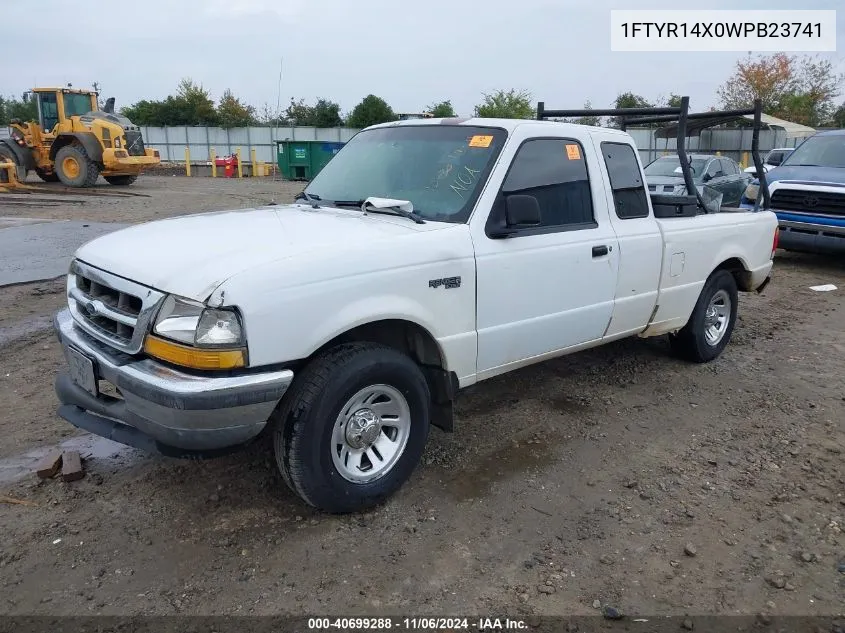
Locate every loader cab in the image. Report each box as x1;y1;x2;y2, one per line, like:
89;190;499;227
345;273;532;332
32;88;98;134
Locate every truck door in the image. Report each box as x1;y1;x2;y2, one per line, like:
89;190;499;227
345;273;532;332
593;138;663;338
471;131;619;379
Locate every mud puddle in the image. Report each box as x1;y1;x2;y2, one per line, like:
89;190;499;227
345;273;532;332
443;432;561;501
0;432;139;484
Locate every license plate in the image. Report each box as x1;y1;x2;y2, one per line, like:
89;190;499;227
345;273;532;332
66;346;98;397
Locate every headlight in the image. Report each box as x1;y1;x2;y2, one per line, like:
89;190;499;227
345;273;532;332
153;295;244;347
744;183;759;200
147;295;246;370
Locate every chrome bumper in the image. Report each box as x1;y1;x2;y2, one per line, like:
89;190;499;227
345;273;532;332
53;308;293;455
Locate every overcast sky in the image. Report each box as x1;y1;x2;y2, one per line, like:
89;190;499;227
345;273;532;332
2;0;843;118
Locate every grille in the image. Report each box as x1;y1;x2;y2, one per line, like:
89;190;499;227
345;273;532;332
124;130;146;156
770;189;845;218
67;260;164;354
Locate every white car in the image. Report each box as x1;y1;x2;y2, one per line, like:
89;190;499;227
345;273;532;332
53;117;779;513
744;147;793;176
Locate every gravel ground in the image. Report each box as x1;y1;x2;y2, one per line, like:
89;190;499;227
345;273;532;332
0;175;842;622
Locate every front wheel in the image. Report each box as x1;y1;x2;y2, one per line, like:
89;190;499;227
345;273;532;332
55;144;99;187
670;269;738;363
272;342;431;513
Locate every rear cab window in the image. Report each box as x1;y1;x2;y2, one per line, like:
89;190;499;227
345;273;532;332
601;142;650;219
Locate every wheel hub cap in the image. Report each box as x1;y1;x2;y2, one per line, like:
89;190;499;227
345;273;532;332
345;409;382;449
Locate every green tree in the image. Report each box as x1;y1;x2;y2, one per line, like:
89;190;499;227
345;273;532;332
426;100;457;118
217;89;256;128
175;78;219;125
346;94;397;128
474;89;534;119
666;93;683;108
312;98;343;127
832;101;845;127
611;91;655;128
284;98;315;126
0;92;38;125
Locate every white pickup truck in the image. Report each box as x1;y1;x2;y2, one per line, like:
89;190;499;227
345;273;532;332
53;116;779;512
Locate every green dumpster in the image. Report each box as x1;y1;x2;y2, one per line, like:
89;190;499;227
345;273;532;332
276;140;345;181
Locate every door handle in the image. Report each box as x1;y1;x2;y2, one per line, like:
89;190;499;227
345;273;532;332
592;245;609;257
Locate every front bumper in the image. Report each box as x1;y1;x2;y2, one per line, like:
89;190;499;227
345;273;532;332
53;308;293;456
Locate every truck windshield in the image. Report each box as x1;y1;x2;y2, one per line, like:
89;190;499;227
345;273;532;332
644;156;708;178
781;135;845;168
303;125;507;223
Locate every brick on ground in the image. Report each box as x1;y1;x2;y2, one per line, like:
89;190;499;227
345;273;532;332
60;451;84;482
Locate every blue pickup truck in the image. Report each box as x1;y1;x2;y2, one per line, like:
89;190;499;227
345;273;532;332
740;129;845;255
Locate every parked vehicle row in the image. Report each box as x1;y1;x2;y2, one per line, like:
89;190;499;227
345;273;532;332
643;153;752;207
741;129;845;255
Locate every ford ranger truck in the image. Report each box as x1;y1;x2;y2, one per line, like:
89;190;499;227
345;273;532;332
741;129;845;254
53;117;779;513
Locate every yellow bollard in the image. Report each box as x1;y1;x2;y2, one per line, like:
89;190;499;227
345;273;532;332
185;147;191;177
210;148;217;178
715;150;721;156
741;151;749;169
236;148;243;178
251;148;258;178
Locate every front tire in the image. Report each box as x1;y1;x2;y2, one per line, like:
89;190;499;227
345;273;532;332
670;270;738;363
104;175;138;186
272;342;431;513
55;144;99;187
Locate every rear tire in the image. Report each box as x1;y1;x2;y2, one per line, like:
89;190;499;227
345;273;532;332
272;342;431;513
670;270;738;363
55;144;99;187
104;175;138;186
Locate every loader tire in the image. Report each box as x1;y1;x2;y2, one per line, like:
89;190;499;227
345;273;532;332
104;175;138;186
55;144;99;187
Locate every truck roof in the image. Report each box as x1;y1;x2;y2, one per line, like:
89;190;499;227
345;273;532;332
365;116;632;137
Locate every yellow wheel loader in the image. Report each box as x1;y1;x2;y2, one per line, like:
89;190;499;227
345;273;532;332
0;87;159;187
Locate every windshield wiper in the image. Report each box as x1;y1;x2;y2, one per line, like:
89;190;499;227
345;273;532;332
294;191;322;208
329;199;426;224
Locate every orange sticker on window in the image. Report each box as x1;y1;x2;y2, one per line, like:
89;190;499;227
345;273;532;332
468;135;494;148
565;144;581;160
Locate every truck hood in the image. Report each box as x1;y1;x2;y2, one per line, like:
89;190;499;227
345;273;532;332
762;165;845;187
74;204;448;300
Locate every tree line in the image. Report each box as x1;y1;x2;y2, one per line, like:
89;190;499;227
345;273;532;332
2;54;843;129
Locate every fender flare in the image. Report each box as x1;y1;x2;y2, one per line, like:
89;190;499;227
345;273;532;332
49;133;104;163
0;138;35;171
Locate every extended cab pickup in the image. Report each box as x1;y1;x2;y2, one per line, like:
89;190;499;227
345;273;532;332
53;116;779;512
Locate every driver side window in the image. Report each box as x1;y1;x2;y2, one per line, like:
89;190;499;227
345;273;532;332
496;138;595;231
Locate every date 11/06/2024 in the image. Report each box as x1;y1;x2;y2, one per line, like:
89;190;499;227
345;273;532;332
307;617;528;630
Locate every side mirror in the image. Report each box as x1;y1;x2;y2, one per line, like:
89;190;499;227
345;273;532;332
505;194;541;227
768;156;782;166
702;172;713;183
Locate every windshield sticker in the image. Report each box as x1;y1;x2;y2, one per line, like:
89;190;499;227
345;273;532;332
450;165;482;199
469;135;493;148
565;144;582;160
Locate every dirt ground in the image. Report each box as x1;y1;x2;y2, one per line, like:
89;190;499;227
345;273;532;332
0;175;843;621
